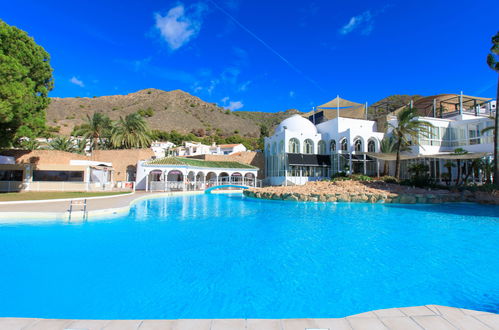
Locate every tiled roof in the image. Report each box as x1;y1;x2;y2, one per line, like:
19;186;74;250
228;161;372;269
145;157;258;169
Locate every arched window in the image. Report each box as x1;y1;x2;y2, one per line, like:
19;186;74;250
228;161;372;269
330;140;336;152
354;138;363;152
266;144;271;154
340;138;348;151
288;138;300;153
318;140;326;155
303;139;314;154
368;139;376;152
272;142;277;155
279;140;284;153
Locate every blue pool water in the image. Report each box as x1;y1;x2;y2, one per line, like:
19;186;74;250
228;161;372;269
0;193;498;319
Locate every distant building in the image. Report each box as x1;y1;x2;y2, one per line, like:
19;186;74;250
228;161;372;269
265;94;495;185
151;140;176;158
172;141;247;156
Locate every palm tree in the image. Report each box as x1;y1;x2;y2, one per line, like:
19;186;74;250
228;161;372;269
389;106;434;179
20;139;40;150
49;137;75;152
111;112;152;149
453;148;468;185
379;136;409;176
443;160;455;185
74;112;111;151
486;31;499;184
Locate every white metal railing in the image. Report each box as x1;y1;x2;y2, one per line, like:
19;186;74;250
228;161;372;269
0;181;128;192
148;178;262;192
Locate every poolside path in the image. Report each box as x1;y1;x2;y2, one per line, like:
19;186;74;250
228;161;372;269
0;191;192;215
0;306;497;329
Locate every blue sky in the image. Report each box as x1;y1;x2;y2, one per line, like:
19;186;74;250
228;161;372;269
2;0;498;112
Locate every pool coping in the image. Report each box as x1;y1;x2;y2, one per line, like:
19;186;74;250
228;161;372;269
0;190;243;223
0;305;497;329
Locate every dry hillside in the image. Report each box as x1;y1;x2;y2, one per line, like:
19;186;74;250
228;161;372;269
46;88;302;137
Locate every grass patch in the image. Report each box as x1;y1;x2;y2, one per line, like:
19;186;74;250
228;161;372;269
0;191;130;202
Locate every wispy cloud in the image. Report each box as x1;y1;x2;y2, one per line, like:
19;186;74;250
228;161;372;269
289;90;295;98
227;100;244;110
339;10;374;35
239;80;251;92
70;76;85;87
154;3;206;50
221;96;244;110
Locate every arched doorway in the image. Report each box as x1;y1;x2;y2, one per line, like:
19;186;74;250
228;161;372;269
196;172;205;189
126;165;136;182
167;170;183;191
219;172;229;183
244;173;255;186
187;171;196;190
231;172;242;184
148;170;163;191
206;172;217;187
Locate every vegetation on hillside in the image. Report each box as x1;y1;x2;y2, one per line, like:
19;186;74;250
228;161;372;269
0;19;53;147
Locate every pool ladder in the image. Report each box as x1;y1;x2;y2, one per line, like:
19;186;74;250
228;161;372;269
68;199;88;222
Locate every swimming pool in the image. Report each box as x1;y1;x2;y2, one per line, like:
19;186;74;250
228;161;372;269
0;193;498;319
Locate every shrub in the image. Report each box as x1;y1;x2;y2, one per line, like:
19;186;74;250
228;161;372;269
351;174;372;181
380;176;398;184
138;107;154;117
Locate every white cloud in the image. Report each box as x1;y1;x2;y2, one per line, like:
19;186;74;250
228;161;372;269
154;3;206;50
227;101;244;111
339;11;374;35
70;76;84;87
238;80;251;92
221;97;243;111
289;90;295;98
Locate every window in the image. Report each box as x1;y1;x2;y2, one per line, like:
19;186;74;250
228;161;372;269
279;141;284;153
354;139;362;152
303;139;314;154
272;142;277;155
33;170;84;182
330;140;336;152
288;138;300;153
318;140;326;155
368;140;376;152
340;138;348;151
0;170;23;181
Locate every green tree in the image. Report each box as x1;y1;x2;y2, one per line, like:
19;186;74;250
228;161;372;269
453;148;468;185
379;136;409;176
19;138;40;150
389;106;433;179
49;137;75;152
111;112;152;149
73;112;111;151
0;20;53;146
486;31;499;184
443;161;455;186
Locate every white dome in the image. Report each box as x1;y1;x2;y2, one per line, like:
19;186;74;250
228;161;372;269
275;114;318;135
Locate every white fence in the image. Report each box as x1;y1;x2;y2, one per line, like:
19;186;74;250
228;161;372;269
0;181;127;192
148;179;262;192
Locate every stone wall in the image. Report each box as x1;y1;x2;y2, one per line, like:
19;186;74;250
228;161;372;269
91;149;155;182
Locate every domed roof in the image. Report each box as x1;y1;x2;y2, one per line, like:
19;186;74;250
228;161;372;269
275;115;318;134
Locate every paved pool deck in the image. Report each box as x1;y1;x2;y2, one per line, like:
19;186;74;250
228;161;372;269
1;306;497;329
0;191;208;220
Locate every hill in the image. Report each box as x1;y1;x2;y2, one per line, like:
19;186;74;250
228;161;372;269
46;88;302;137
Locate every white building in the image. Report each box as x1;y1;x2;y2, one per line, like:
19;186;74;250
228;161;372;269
173;141;247;156
210;143;247;155
151;141;176;158
265;94;495;186
264;114;384;185
135;157;258;191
